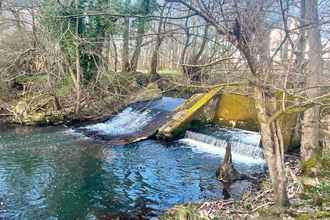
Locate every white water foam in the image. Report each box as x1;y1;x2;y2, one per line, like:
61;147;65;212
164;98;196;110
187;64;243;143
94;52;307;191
60;128;91;139
83;107;160;136
180;130;266;163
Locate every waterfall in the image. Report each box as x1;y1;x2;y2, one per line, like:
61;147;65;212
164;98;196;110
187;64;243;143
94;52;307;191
79;97;187;141
182;129;264;161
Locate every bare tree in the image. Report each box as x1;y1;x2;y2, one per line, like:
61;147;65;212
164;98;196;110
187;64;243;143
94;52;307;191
164;0;329;206
300;0;323;163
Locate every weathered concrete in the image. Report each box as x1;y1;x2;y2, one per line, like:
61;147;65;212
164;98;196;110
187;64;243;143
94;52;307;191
157;88;221;139
213;87;258;131
213;88;300;151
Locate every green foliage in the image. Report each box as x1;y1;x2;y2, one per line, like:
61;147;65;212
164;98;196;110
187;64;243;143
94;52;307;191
178;206;200;220
245;202;252;209
40;0;122;82
212;213;221;220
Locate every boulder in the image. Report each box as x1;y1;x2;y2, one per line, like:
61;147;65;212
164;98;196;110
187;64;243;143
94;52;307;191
301;177;318;192
132;83;162;103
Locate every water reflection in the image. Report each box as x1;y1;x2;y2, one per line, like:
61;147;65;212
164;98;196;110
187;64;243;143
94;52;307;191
0;124;266;219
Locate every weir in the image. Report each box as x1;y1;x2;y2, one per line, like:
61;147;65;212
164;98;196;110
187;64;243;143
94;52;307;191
79;97;186;145
180;125;264;161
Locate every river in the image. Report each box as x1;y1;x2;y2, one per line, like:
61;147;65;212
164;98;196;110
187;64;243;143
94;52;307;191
0;98;267;219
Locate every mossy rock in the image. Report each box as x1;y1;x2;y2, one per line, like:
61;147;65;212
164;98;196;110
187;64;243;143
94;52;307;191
247;205;286;220
294;211;330;220
302;159;317;175
259;205;287;216
302;157;330;177
299;192;311;200
136;74;150;86
301;177;319;192
160;203;203;220
214;89;298;151
313;196;324;206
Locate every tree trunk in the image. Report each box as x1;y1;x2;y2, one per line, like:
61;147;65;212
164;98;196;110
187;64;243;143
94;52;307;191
112;37;118;72
254;84;290;206
294;0;306;76
150;41;161;81
181;32;190;80
47;61;61;111
122;12;130;71
216;142;250;182
75;4;81;115
150;5;166;82
300;0;322;164
130;18;145;72
223;142;232;164
186;25;209;81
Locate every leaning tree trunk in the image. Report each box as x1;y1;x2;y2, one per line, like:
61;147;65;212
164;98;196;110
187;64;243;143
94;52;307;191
300;0;322;164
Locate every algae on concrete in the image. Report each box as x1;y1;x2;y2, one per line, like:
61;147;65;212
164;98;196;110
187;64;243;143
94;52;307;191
157;88;221;140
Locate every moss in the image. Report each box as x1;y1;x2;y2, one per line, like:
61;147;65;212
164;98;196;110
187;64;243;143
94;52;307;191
179;207;200;220
299;192;311;200
312;196;324;206
214;89;297;151
213;118;259;131
215;88;256;121
302;159;317;174
149;129;158;138
171;118;209;139
160;205;200;220
294;211;330;220
320;159;330;170
161;88;221;140
302;157;330;177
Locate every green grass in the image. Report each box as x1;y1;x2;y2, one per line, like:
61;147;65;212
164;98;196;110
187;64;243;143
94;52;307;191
139;70;180;75
17;74;48;83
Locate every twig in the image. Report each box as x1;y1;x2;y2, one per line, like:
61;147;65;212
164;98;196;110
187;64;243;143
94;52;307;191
217;201;234;212
251;202;274;212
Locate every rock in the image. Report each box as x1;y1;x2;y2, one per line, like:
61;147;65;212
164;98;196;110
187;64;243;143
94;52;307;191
301;177;318;191
299;192;311;200
262;205;287;216
312;196;324;206
306;167;320;177
136;74;150;86
294;211;330;220
247;205;287;220
132;88;162;103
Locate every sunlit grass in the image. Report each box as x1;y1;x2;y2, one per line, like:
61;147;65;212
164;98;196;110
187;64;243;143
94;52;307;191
139;70;180;75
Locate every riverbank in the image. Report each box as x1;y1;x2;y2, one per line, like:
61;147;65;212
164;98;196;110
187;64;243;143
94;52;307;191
161;154;330;220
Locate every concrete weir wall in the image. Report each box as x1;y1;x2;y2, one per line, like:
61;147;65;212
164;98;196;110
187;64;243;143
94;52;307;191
158;88;301;151
157;88;221;139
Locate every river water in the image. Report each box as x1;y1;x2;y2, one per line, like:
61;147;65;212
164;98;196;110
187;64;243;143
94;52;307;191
0;98;267;219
